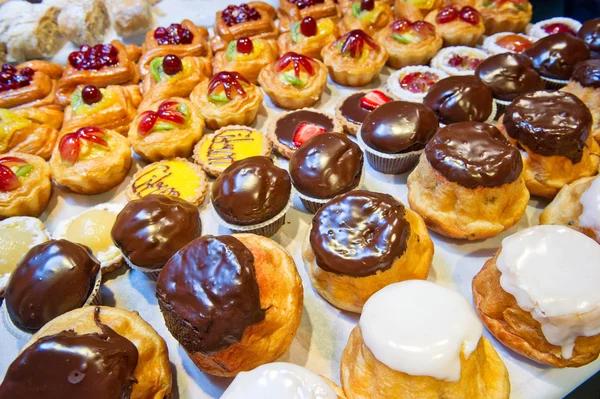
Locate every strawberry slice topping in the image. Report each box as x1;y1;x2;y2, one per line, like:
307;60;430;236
338;30;379;58
137;101;187;136
276;52;316;77
59;127;108;164
207;71;250;100
292;123;326;147
360;90;391;111
0;156;28;192
400;72;440;93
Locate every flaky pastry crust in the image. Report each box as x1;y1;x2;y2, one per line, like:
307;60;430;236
212;39;279;84
562;82;600;143
339;2;394;36
0;61;63;109
2;107;63;160
424;8;485;47
454;0;532;34
277;18;340;60
393;0;446;20
375;23;443;68
278;0;341;32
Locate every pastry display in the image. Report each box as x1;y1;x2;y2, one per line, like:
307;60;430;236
342;280;510;398
0;61;63;109
529;17;582;40
336;89;392;135
393;0;444;21
211;156;291;236
105;0;153;37
430;46;489;76
53;203;125;274
375;19;443;69
578;18;600;59
268;108;342;158
0;306;172;398
457;0;532;35
407;122;529;240
193;126;272;177
213;37;279;83
112;195;201;278
156;234;303;376
191;71;263;129
358;100;439;174
57;0;110;47
0;153;51;219
424;5;485;47
562;60;600;142
340;0;394;36
482;32;535;55
277;17;340;60
55;41;141;106
258;51;328;109
211;2;279;52
277;0;340;32
0;107;62;160
385;66;448;103
129;98;204;162
126;158;208;206
473;225;600;367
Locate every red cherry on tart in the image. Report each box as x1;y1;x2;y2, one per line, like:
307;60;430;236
436;6;459;24
400;72;440;94
81;85;102;105
292;123;326;147
391;19;436;43
0;156;30;192
207;71;250;102
68;44;119;71
59;127;108;164
411;21;436;36
236;37;254;54
495;34;533;52
542;23;577;36
154;23;194;45
361;0;375;12
300;17;318;37
137;101;187;136
0;64;35;93
447;54;482;70
338;30;379;58
162;54;183;75
289;0;325;9
221;4;261;26
458;6;480;25
360;90;391;111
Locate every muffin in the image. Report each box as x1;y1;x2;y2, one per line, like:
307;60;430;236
562;60;600;142
578;18;600;59
335;89;392;135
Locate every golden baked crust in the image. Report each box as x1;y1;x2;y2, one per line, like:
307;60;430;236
277;18;340;60
302;205;433;313
26;306;172;399
339;1;394;36
374;22;443;69
341;326;510;399
278;0;341;32
0;61;63;109
183;234;303;377
424;7;485;47
407;154;530;240
212;38;279;84
473;252;600;367
453;0;532;34
393;0;445;20
562;82;600;144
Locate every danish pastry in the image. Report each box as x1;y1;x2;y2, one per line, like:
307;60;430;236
424;5;485;47
0;107;62;160
277;0;340;32
340;0;394;36
213;37;279;84
0;61;63;109
277;17;339;60
454;0;532;34
393;0;444;21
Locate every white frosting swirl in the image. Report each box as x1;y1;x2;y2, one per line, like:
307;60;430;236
579;176;600;237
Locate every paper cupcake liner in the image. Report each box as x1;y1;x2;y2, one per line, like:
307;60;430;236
542;76;568;90
386;66;449;103
357;132;422;174
493;99;511;120
210;198;292;237
126;258;163;281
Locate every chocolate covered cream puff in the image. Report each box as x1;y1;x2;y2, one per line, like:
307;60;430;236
578;18;600;59
407;122;529;240
156;234;302;376
562;60;600;143
302;190;433;313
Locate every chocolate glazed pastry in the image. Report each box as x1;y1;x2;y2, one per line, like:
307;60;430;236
578;18;600;59
572;59;600;89
524;33;590;80
475;53;544;101
156;235;265;354
425;122;523;188
275;110;335;149
4;240;100;332
0;307;139;399
423;76;493;125
340;92;372;125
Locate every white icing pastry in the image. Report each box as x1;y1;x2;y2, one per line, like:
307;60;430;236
482;32;536;55
430;46;489;76
359;280;483;382
579;176;600;237
497;225;600;359
386;65;448;103
528;17;582;40
221;362;337;399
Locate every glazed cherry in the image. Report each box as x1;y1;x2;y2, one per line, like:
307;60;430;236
137;101;187;136
236;37;254;54
542;23;577;36
361;0;375;11
436;6;458;24
0;157;28;192
207;71;250;100
276;52;317;77
0;64;35;93
81;85;102;105
496;34;533;52
412;21;436;36
68;44;119;71
300;16;318;37
221;4;261;26
459;6;480;25
447;54;482;70
154;23;194;45
339;30;379;58
288;0;324;9
59;127;108;164
400;72;439;94
162;54;183;75
391;19;411;34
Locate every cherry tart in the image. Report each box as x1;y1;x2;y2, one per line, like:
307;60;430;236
55;41;141;107
393;0;445;21
278;17;340;60
0;107;62;160
455;0;532;34
0;61;63;109
0;153;51;219
211;2;279;52
340;0;394;36
278;0;341;32
191;71;263;130
62;84;142;136
424;5;485;47
375;19;442;68
129;98;205;162
258;52;328;109
321;29;388;86
49;127;132;195
213;37;279;84
138;20;211;76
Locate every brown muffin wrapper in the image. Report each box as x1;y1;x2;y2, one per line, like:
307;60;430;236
126;258;162;281
210;199;291;238
300;197;326;214
228;214;287;236
542;76;568;90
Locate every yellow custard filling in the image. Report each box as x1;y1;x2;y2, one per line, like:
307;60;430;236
65;210;117;256
405;0;435;9
78;135;115;161
72;88;118;116
0;218;47;276
132;160;202;200
0;109;32;152
197;129;266;173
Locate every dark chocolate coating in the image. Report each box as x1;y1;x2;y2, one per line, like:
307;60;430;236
578;18;600;58
360;101;439;154
571;59;600;88
339;92;372;125
274;110;335;149
423;76;494;125
156;235;265;354
289;133;363;199
504;90;592;163
524;33;590;80
5;240;100;332
111;195;201;270
310;190;410;277
475;53;544;101
425;122;523;188
0;308;139;399
211;156;291;225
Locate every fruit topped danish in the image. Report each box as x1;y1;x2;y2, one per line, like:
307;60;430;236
0;61;63;109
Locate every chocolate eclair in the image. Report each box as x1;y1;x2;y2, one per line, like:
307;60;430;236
524;32;590;82
578;18;600;59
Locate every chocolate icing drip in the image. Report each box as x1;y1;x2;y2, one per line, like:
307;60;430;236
0;307;139;399
5;240;100;332
274;110;335;149
339;92;372;124
310;190;410;277
524;33;590;80
572;59;600;88
504;90;592;163
156;235;265;354
425;122;523;188
111;195;201;270
475;53;544;101
578;18;600;58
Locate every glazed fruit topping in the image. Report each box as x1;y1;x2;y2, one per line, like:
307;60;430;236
447;54;482;70
222;4;261;26
391;19;411;33
154;23;194;45
436;6;458;24
162;54;183;75
391;19;435;42
300;17;318;37
0;64;35;93
293;123;326;147
436;6;479;25
361;0;375;11
137;101;187;136
0;156;30;192
68;44;119;71
542;23;577;36
339;30;379;58
412;20;436;36
81;85;102;105
59;127;108;164
208;71;250;100
288;0;324;9
236;37;254;54
400;72;439;93
495;34;533;52
276;52;316;77
484;0;527;10
360;90;391;110
459;6;480;25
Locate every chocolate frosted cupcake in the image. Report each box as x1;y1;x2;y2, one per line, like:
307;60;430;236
111;195;201;279
358;100;439;174
578;18;600;59
2;240;101;339
289;132;364;213
211;156;291;236
423;75;496;126
563;60;600;142
336;90;392;135
302;190;433;313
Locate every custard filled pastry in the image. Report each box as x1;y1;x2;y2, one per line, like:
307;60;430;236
0;107;62;160
49;127;132;195
424;5;485;47
0;153;51;219
393;0;444;21
157;234;303;376
562;60;600;143
454;0;532;35
62;84;141;136
407;122;529;240
340;0;394;36
258;52;328;109
139;20;211;76
321;29;388;87
473;225;600;367
303;190;433;313
342;280;510;398
213;37;278;84
129;98;204;162
55;41;141;106
277;17;339;60
0;61;63;109
278;0;341;32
